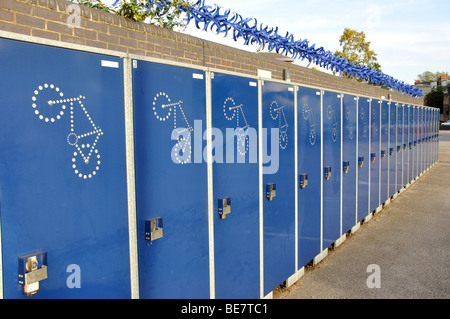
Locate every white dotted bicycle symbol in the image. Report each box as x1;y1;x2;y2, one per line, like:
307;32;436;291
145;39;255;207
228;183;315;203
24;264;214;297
269;101;288;150
153;92;192;164
32;83;103;180
223;97;250;156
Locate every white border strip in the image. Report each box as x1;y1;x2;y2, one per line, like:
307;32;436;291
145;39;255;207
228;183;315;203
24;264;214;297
205;71;215;299
294;86;299;272
123;58;139;299
258;79;264;299
320;89;324;251
0;210;3;299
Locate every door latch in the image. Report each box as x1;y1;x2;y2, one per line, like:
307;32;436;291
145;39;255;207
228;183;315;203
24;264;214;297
343;161;350;174
266;183;276;201
324;166;332;180
145;217;163;241
299;174;308;189
218;197;231;219
358;157;364;168
18;251;48;297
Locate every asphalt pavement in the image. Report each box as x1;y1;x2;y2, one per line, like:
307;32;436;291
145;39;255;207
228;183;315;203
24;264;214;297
274;131;450;299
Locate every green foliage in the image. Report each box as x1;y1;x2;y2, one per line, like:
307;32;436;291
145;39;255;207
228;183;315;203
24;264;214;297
424;86;445;110
335;28;381;81
72;0;111;12
71;0;195;30
417;71;450;83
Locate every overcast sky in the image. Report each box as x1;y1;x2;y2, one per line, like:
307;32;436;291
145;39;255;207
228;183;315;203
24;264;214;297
104;0;450;84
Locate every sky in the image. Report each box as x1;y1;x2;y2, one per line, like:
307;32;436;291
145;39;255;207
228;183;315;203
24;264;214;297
105;0;450;85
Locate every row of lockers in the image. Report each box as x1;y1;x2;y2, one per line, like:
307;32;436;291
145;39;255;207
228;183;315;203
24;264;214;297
0;36;438;299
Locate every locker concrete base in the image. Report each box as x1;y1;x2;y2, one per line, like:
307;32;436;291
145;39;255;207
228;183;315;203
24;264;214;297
334;234;347;248
375;205;382;214
350;223;361;234
383;198;391;207
286;267;305;288
313;249;328;266
364;212;373;223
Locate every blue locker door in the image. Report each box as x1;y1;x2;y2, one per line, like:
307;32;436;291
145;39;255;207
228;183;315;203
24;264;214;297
436;109;439;163
422;107;425;173
0;38;130;298
397;104;403;191
389;102;397;198
433;109;436;163
211;72;259;299
342;94;357;233
322;91;341;247
261;81;295;296
380;101;389;204
357;97;370;222
427;108;431;168
408;105;414;182
297;86;321;267
425;107;431;169
414;106;418;179
418;107;423;174
423;108;427;170
132;61;209;298
370;99;380;212
402;104;409;187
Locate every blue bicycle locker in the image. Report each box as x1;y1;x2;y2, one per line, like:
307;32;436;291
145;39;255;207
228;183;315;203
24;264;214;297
322;91;341;247
389;102;397;198
397;103;404;192
261;80;295;296
380;100;389;205
408;105;414;183
403;105;409;186
357;97;370;222
370;99;380;213
341;94;357;233
0;38;131;298
418;106;423;175
297;86;322;267
132;60;210;298
210;72;260;299
413;105;419;179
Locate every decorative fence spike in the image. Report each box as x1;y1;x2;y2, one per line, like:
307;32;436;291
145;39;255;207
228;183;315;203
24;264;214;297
144;0;423;97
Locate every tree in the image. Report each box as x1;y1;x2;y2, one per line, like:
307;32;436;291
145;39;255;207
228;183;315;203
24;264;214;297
335;28;381;80
424;86;444;112
71;0;195;30
417;71;450;83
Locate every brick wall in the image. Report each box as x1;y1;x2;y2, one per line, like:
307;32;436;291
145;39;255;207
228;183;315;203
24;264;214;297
0;0;422;104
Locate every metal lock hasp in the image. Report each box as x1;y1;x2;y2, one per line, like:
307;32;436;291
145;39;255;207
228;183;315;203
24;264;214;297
299;174;308;189
343;161;350;174
324;167;332;180
145;217;164;241
218;197;231;219
371;153;376;163
18;251;48;297
358;157;364;168
266;183;276;201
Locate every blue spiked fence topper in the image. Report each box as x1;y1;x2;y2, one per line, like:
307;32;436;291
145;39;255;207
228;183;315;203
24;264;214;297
143;0;422;97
